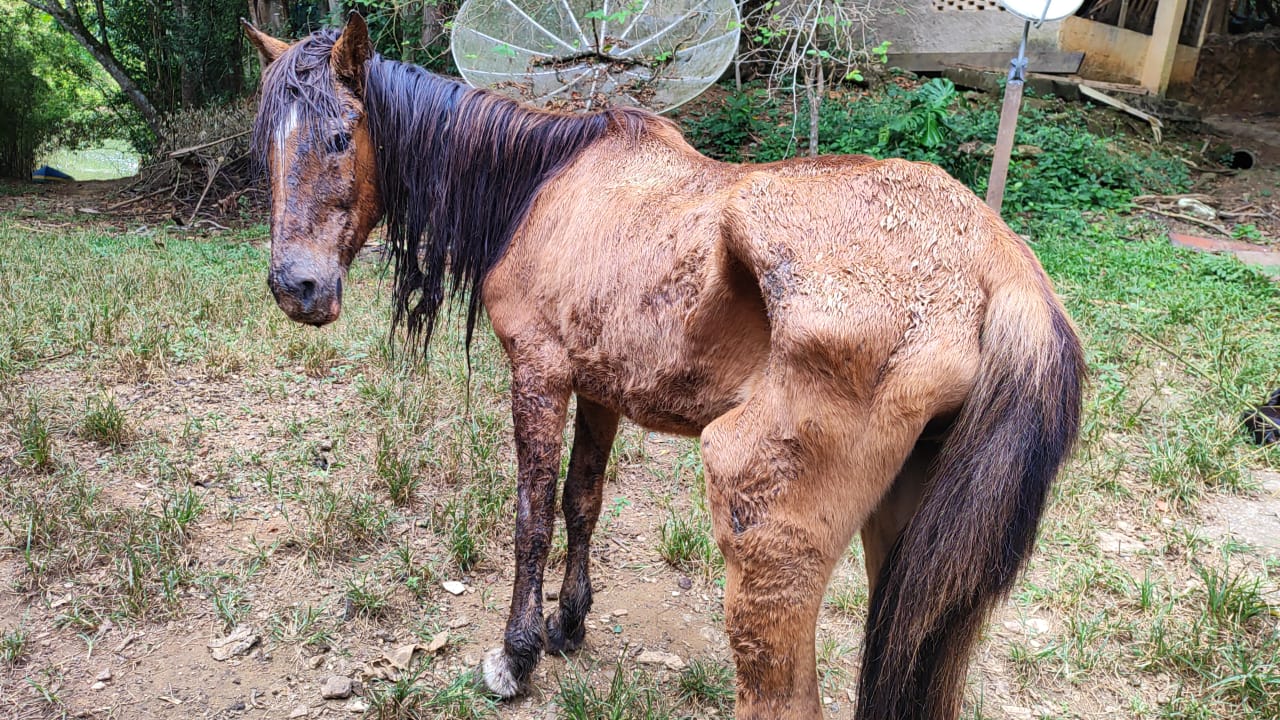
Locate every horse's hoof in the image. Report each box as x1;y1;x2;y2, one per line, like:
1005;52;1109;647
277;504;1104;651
545;610;585;654
481;647;522;699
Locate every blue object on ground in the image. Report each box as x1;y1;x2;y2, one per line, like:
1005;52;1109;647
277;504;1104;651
31;165;75;183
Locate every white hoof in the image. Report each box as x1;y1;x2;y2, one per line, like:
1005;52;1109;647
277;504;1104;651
482;647;521;698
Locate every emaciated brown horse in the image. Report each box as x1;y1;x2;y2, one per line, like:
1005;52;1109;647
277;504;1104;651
244;15;1083;720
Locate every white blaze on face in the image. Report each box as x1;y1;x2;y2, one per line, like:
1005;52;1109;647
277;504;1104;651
273;105;300;188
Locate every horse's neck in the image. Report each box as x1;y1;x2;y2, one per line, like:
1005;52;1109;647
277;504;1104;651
365;56;625;353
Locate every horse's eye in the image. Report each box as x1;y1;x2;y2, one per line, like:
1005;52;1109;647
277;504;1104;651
327;132;351;154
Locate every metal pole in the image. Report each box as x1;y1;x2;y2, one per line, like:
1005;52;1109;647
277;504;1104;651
985;20;1031;213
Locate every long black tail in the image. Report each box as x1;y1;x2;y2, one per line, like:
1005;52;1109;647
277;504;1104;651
857;283;1085;719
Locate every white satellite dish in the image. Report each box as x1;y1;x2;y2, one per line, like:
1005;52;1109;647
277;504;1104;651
996;0;1084;23
450;0;740;113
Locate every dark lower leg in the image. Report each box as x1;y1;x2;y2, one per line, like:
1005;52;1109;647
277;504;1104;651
547;397;619;653
483;367;569;697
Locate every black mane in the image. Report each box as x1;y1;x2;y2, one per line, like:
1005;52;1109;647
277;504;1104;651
253;28;655;352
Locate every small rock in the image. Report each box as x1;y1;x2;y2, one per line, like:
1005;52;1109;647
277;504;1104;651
95;669;113;682
545;588;559;601
1097;529;1146;555
345;698;370;713
307;654;326;669
448;616;470;629
321;675;354;700
1025;618;1050;635
612;609;628;617
636;650;686;671
289;705;309;718
319;439;333;452
91;681;106;691
677;576;692;590
442;581;466;595
208;626;260;661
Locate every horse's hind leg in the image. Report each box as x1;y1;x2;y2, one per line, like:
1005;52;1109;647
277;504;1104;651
481;361;571;698
702;389;924;719
546;397;619;653
859;435;937;593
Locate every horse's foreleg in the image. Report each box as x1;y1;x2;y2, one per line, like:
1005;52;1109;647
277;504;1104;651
481;364;570;698
546;396;619;654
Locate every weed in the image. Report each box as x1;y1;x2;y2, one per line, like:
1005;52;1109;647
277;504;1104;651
288;482;391;559
555;652;672;719
81;392;130;447
825;575;868;616
682;80;1190;215
1;626;29;665
1198;565;1268;629
15;397;55;471
658;506;721;577
676;657;734;711
391;543;438;597
211;587;250;633
270;605;333;649
345;573;393;618
365;666;496;720
376;429;420;506
26;667;65;710
162;486;204;539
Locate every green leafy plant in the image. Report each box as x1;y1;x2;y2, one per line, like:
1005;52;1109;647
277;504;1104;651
878;77;958;149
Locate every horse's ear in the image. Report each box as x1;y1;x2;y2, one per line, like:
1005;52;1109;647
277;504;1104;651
241;18;289;66
333;12;373;91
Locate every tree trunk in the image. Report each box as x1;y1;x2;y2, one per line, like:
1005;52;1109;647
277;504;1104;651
421;0;445;48
803;61;822;158
22;0;165;139
176;0;196;108
249;0;289;34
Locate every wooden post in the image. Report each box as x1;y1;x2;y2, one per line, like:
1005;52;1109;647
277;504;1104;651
986;79;1025;213
1140;0;1190;94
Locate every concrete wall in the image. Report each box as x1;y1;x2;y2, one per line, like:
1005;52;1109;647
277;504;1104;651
1059;15;1199;89
867;0;1063;55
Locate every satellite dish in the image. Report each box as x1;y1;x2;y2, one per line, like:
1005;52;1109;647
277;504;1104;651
996;0;1084;23
451;0;740;112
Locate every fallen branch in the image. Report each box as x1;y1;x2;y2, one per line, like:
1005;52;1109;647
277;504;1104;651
186;155;226;226
105;185;173;211
1180;158;1237;174
1079;85;1163;143
1138;205;1232;236
168;131;251;159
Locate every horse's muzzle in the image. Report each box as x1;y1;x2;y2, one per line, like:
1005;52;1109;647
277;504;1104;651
269;270;343;326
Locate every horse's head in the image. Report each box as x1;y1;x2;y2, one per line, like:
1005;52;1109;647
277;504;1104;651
244;14;382;327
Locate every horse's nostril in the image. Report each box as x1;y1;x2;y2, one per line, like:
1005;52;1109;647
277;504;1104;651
298;279;318;301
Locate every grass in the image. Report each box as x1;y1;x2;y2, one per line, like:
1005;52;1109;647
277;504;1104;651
365;667;497;720
0;626;29;666
269;605;334;649
2;179;1280;718
81;392;130;447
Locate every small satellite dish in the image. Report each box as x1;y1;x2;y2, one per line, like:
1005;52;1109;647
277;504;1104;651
451;0;740;113
996;0;1084;23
